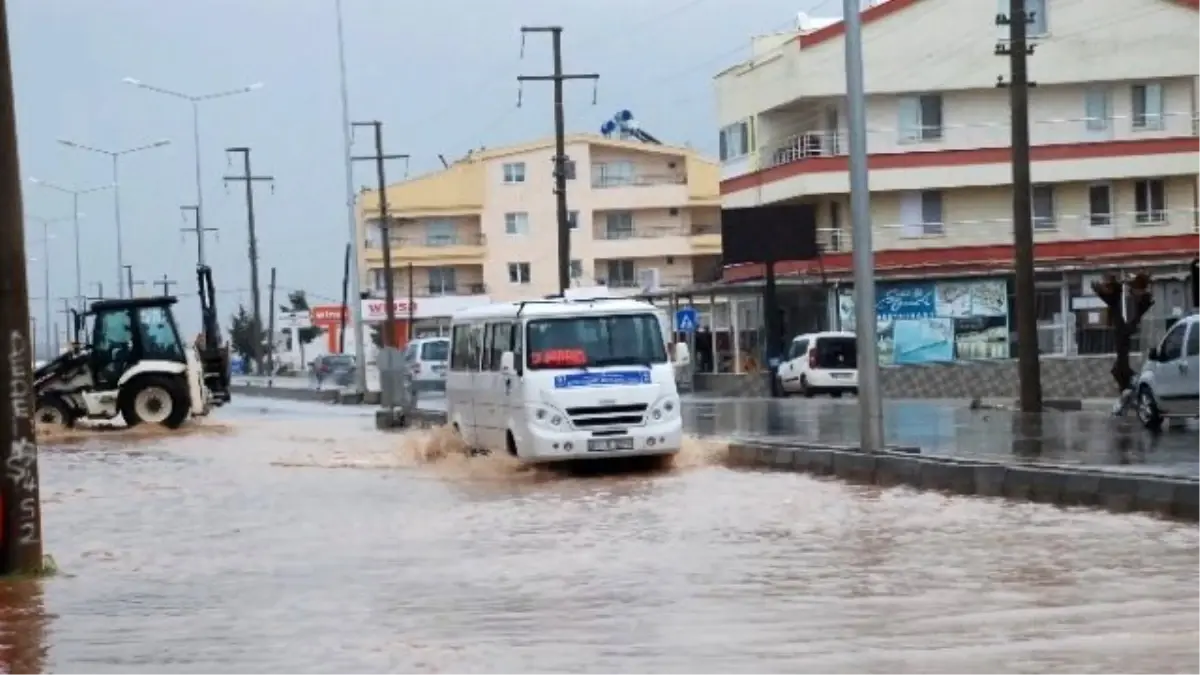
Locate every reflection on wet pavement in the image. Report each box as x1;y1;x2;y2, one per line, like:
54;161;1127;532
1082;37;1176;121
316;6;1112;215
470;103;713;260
6;399;1195;673
683;398;1200;477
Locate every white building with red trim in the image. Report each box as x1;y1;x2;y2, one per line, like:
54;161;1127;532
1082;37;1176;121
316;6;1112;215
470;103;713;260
715;0;1198;285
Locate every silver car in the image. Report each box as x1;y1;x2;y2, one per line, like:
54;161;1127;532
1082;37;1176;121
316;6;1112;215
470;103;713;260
1136;313;1199;430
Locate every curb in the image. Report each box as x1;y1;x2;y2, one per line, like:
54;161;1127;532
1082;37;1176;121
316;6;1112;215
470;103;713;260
726;441;1199;521
230;385;337;403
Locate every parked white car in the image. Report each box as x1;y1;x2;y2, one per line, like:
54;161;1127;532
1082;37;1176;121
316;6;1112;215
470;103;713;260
1136;312;1199;430
777;331;858;397
403;337;449;391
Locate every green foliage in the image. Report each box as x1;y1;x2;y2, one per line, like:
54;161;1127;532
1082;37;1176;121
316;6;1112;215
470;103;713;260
229;305;266;363
368;324;383;348
282;290;324;345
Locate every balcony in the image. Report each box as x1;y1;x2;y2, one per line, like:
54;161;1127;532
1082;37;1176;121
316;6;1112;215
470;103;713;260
590;223;721;257
588;171;691;211
362;233;487;265
596;272;695;293
366;282;488;299
591;172;686;189
725;111;1200;199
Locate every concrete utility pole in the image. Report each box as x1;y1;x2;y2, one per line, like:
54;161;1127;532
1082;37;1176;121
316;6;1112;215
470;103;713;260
0;0;46;576
267;267;277;377
997;0;1043;413
179;204;217;266
154;274;177;297
90;281;104;300
223;146;274;375
350;121;408;349
123;264;135;298
57;138;170;298
841;0;885;452
333;0;370;395
517;26;599;295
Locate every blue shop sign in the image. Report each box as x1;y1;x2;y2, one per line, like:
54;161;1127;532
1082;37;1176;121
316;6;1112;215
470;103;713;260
876;283;936;320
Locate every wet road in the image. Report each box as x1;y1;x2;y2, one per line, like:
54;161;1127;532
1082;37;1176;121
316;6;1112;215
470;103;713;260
14;398;1198;673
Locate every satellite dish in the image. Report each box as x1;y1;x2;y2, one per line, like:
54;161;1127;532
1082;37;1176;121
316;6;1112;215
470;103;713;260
617;110;633;122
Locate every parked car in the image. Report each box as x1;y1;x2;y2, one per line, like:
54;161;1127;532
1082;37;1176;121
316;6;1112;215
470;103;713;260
403;337;449;393
777;331;859;397
310;354;356;388
1136;313;1199;430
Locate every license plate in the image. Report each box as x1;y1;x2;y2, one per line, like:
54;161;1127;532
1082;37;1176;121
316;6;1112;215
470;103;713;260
587;437;635;452
831;373;853;379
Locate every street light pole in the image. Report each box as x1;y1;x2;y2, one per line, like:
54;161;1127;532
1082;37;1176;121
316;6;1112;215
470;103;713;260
26;215;69;356
29;178;110;311
121;77;263;255
57;138;171;298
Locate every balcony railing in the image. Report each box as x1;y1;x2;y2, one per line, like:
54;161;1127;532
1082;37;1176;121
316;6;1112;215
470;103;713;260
367;282;487;297
814;207;1199;252
593;224;722;240
591;173;687;189
363;233;486;249
596;274;695;290
760;111;1199;171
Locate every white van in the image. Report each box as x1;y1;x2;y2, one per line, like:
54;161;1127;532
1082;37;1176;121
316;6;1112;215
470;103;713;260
777;331;858;397
446;296;690;463
402;337;449;390
1136;312;1199;430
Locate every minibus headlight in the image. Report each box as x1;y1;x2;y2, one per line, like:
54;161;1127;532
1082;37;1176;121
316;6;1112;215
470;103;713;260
650;395;680;422
531;405;565;429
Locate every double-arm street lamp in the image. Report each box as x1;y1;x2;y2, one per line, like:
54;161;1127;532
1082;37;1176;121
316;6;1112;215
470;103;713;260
28;177;109;310
57;138;170;298
121;77;263;256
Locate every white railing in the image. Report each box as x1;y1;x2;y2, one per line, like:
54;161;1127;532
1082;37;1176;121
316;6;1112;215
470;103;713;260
591;173;687;189
814;208;1199;252
761;112;1199;170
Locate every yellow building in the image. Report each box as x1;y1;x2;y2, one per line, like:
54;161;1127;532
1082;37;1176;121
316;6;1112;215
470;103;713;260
356;134;721;311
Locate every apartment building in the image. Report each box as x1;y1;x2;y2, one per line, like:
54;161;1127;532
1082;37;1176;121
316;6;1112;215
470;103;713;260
356;134;722;335
712;0;1198;359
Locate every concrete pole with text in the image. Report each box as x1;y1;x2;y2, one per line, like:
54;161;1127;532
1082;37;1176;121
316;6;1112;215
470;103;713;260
0;0;46;575
842;0;884;452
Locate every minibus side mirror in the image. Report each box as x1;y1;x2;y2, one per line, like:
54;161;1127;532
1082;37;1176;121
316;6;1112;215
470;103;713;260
673;343;691;366
501;350;519;375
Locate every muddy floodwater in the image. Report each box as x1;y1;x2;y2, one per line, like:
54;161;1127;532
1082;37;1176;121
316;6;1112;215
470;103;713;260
6;399;1197;673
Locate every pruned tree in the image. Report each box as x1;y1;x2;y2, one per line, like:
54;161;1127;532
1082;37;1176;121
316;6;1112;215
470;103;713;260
1091;272;1154;393
282;290;323;345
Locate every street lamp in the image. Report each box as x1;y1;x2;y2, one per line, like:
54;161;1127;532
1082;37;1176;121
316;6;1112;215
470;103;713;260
28;177;106;310
57;138;170;298
121;77;263;263
23;215;66;356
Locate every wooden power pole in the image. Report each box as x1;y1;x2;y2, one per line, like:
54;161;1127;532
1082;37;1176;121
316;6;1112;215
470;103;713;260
350;121;408;348
0;0;45;576
997;0;1043;413
266;267;277;376
223;146;274;375
154;274;177;297
517;26;598;295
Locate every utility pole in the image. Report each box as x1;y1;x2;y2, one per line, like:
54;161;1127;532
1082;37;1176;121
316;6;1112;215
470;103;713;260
123;265;135;298
180;204;217;266
350;121;408;349
154;274;177;297
223;146;274;375
997;0;1043;413
0;0;46;576
90;281;104;300
266;267;277;377
841;0;885;452
57;298;73;340
517;26;599;295
339;243;351;354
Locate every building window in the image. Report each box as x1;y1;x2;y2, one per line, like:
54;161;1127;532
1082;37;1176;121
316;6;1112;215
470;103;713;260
504;212;529;235
1083;87;1110;132
569;259;583;279
900;190;944;236
502;162;526;184
369;268;393;293
898;94;943;143
507;262;531;284
604;259;636;287
568;210;579;230
1088;184;1112;226
592;161;635;188
427;267;457;295
1032;185;1056;230
604;211;634;239
1131;83;1165;131
424;220;456;246
561;159;577;180
1134;179;1166;223
719;120;752;161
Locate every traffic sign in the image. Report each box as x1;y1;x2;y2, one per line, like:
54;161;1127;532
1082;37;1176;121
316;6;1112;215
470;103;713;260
675;306;699;333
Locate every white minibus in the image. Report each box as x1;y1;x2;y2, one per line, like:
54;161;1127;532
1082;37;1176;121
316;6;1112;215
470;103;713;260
446;295;690;463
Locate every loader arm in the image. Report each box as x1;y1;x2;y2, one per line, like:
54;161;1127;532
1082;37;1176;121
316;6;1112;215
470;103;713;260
196;264;232;405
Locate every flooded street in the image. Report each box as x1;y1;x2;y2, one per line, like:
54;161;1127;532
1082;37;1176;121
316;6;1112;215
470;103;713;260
14;398;1199;673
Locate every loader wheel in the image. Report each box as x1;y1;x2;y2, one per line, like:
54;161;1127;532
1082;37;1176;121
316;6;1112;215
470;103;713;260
35;396;75;430
121;375;189;429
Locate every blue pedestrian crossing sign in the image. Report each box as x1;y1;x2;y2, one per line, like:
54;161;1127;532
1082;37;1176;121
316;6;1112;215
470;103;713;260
675;306;699;333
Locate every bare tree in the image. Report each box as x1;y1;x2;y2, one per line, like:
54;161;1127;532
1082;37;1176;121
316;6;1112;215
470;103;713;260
1091;272;1155;394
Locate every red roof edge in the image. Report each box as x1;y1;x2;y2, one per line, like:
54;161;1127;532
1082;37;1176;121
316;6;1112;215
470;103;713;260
796;0;924;49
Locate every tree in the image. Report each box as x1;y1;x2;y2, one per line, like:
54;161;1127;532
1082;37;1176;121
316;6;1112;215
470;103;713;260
282;290;323;345
368;325;384;348
229;304;267;366
1092;272;1154;394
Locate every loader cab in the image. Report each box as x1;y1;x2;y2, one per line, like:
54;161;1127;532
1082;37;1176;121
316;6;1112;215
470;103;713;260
84;297;187;388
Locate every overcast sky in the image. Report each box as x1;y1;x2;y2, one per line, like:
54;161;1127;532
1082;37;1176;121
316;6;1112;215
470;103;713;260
13;0;831;336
